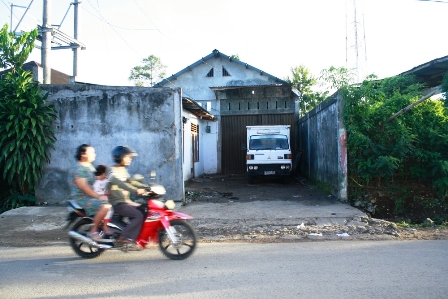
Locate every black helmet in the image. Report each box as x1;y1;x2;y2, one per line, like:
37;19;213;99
112;146;138;164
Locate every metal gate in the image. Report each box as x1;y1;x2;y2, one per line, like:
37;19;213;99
221;114;296;174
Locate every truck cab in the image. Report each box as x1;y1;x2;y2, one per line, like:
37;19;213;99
245;125;292;184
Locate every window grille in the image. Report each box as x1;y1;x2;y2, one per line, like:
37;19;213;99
206;68;214;77
191;123;199;162
222;67;230;76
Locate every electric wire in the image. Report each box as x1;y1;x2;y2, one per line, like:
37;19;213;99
84;0;142;57
2;0;228;89
94;0;110;58
2;0;36;32
0;0;9;11
130;0;218;88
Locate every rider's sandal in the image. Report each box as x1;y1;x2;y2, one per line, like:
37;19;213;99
120;243;144;252
116;237;143;252
87;232;103;242
127;244;144;251
101;229;114;236
116;237;133;245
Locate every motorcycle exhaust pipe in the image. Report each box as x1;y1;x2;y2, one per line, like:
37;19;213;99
68;231;113;249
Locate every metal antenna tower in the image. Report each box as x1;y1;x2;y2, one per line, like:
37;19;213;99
345;0;368;82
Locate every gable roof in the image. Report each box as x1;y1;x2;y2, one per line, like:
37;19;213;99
154;49;289;87
400;54;448;88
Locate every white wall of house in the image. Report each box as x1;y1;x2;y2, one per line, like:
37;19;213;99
200;117;219;174
182;110;196;181
181;109;218;181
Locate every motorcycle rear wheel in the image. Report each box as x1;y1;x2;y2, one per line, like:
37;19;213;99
158;219;197;260
69;218;105;259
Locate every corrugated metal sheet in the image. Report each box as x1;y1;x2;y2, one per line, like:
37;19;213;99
221;114;296;174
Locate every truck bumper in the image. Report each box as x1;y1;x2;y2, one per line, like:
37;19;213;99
247;164;291;177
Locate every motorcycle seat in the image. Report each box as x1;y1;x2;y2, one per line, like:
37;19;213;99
68;200;82;210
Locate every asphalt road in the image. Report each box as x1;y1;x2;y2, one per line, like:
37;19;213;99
0;240;447;299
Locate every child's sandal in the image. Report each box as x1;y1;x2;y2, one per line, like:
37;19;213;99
87;231;103;242
102;229;114;236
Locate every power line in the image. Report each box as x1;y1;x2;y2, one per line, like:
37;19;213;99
82;1;160;31
84;0;142;57
132;0;161;32
94;0;110;57
0;0;9;11
130;0;218;83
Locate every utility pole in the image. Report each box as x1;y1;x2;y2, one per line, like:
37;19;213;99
41;0;51;84
72;0;80;82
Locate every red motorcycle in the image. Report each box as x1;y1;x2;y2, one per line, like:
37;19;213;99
66;176;197;260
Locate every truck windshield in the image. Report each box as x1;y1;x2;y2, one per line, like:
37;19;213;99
249;134;289;150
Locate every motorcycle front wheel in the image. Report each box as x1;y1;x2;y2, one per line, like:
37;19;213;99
69;218;105;259
158;220;197;260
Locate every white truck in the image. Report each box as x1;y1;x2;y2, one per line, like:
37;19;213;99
245;125;292;184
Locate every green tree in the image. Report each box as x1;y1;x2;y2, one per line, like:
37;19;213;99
0;24;57;212
441;71;448;107
0;24;36;70
319;66;356;92
129;55;167;87
342;73;448;222
285;65;325;116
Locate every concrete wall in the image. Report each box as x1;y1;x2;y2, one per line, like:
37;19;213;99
298;93;347;201
35;85;184;204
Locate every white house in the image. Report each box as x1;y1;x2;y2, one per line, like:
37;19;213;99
156;49;300;180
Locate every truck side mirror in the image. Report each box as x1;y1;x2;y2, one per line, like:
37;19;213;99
241;143;246;150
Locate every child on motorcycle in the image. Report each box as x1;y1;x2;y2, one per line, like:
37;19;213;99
93;164;113;235
106;146;147;250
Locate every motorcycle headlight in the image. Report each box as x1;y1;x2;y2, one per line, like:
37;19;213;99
165;200;175;210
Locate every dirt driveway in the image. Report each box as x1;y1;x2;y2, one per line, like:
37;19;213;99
184;174;333;204
184;174;448;241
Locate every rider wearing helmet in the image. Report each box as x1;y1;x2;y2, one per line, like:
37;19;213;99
107;146;147;249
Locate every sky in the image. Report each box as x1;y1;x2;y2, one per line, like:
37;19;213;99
0;0;447;87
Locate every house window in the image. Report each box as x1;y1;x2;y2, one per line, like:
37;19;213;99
206;68;214;77
191;123;199;162
222;66;230;76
